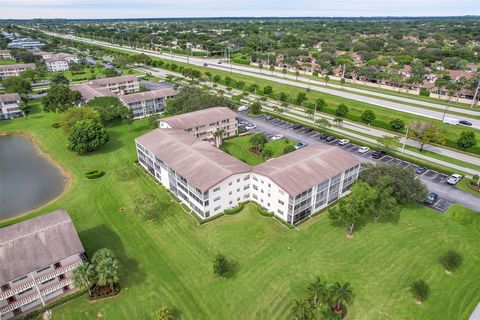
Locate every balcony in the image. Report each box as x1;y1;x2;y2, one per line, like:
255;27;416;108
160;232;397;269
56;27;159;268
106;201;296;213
0;292;40;316
40;279;72;296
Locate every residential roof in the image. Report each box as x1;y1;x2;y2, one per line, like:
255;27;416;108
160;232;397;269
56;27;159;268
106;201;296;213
71;83;116;102
0;63;36;70
160;107;237;129
136;128;251;192
45;57;69;64
0;209;84;285
0;93;21;103
120;88;177;104
253;144;360;195
89;75;138;86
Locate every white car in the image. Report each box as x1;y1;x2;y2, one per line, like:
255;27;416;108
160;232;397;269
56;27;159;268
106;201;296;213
245;124;256;130
338;139;350;146
446;174;462;185
357;146;370;154
238;105;249;112
239;120;248;126
270;134;284;141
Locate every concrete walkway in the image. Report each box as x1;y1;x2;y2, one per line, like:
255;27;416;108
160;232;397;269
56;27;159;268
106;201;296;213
469;303;480;320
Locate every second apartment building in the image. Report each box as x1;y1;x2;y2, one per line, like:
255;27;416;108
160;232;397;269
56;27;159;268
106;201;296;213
0;63;36;79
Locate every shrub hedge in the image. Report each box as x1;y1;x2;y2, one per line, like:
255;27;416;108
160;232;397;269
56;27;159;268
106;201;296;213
257;205;274;217
17;290;86;320
85;170;105;179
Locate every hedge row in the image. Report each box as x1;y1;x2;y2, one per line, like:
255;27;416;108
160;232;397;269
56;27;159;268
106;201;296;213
224;202;245;215
85;170;105;179
232;58;251;65
256;205;274;217
273;216;295;230
18;290;87;320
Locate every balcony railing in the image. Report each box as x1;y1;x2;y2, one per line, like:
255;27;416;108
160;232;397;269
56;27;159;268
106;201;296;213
40;279;72;296
0;260;82;301
0;292;40;316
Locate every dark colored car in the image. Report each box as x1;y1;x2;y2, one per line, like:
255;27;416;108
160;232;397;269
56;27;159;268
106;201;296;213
292;124;302;130
265;116;272;120
425;192;438;205
416;167;428;175
304;128;314;133
372;150;387;159
459;120;472;126
325;135;335;142
320;133;329;140
203;63;208;66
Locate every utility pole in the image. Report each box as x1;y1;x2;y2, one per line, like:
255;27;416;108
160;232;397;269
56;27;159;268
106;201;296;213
402;124;410;152
442;104;449;121
471;76;480;108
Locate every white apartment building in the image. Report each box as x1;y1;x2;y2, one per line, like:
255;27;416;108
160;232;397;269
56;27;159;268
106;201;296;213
0;93;23;119
45;58;70;72
0;210;86;319
136;119;360;225
158;107;238;144
120;88;177;119
0;63;36;79
88;75;140;95
0;50;13;60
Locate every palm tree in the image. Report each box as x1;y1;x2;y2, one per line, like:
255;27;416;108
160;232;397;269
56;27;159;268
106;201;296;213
329;282;354;313
290;298;313;320
319;305;341;320
72;262;94;296
91;248;120;292
306;277;328;307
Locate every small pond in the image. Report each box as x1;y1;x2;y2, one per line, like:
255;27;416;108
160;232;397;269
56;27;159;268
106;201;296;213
0;134;67;220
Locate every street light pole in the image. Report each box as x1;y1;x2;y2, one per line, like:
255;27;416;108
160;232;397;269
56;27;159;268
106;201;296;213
471;76;480;108
402;124;410;152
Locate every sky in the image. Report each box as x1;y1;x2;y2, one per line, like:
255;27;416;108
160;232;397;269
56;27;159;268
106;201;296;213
0;0;479;19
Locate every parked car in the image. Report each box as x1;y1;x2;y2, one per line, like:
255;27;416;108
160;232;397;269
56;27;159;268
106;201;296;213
217;61;222;64
416;167;428;175
372;150;387;159
446;174;462;185
319;133;329;140
338;139;350;146
425;192;438;206
357;146;370;154
245;124;256;130
265;116;272;120
270;134;284;141
295;142;306;150
292;124;302;130
459;120;472;126
203;63;208;66
325;135;336;142
238;120;248;126
304;128;314;133
238;105;249;112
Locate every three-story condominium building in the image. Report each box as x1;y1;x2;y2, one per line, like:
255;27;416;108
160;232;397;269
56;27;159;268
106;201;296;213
0;50;13;60
136;109;360;225
158;107;238;144
0;63;36;79
0;210;86;319
0;93;23;120
88;75;140;95
45;57;70;72
120;88;177;119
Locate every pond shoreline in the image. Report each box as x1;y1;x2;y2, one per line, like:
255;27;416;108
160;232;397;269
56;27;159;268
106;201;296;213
0;131;73;224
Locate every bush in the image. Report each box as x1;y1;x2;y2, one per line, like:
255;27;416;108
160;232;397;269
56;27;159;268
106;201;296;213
224;202;245;215
439;250;463;272
419;89;430;97
257;205;274;217
85;170;105;179
283;145;296;154
335;104;349;117
199;213;225;225
389;118;405;131
274;215;295;229
51;123;61;129
410;280;430;302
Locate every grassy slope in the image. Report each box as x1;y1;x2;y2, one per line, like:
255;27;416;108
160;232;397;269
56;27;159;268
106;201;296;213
0;109;479;320
0;59;17;65
220;135;297;165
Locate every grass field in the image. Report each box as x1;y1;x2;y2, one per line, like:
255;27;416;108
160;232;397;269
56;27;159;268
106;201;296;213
1;108;479;320
0;59;16;65
220;135;297;165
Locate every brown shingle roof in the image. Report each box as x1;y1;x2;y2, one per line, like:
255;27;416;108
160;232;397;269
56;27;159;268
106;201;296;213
253;144;360;195
71;83;116;102
161;107;237;129
89;75;138;86
0;209;84;285
136;128;250;191
0;93;20;103
120;88;177;104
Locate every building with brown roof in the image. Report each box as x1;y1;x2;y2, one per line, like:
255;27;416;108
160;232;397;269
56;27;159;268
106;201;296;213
120;88;177;119
0;210;85;319
136;109;360;224
0;63;36;79
0;50;13;60
0;93;23;120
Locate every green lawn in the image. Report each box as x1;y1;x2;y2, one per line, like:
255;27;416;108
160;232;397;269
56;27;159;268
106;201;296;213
1;108;480;320
0;59;16;65
220;134;297;165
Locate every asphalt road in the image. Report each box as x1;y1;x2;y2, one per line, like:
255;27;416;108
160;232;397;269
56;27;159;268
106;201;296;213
41;31;480;129
239;112;480;212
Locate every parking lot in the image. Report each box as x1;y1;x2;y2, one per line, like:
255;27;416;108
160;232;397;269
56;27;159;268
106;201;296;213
238;113;459;213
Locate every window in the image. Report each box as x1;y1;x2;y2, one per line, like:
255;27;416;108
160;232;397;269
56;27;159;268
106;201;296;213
12;275;27;283
37;266;51;273
253;185;258;190
278;199;284;205
229;191;232;195
229;182;232;186
253;176;258;181
278;209;284;215
213;186;220;192
214;206;221;211
237;188;240;192
253;194;258;200
214;197;220;202
244;175;250;180
243;185;250;190
237;178;240;182
1;283;10;292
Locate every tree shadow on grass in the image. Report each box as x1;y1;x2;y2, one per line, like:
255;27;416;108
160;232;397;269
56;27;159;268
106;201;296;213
81;129;125;156
78;224;145;289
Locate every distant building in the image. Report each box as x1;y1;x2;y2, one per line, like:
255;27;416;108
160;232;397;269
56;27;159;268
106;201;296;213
0;63;36;79
158;107;238;143
0;210;86;319
0;93;23;119
120;88;177;119
41;52;80;71
45;57;70;72
0;50;13;60
72;75;177;118
7;38;45;49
